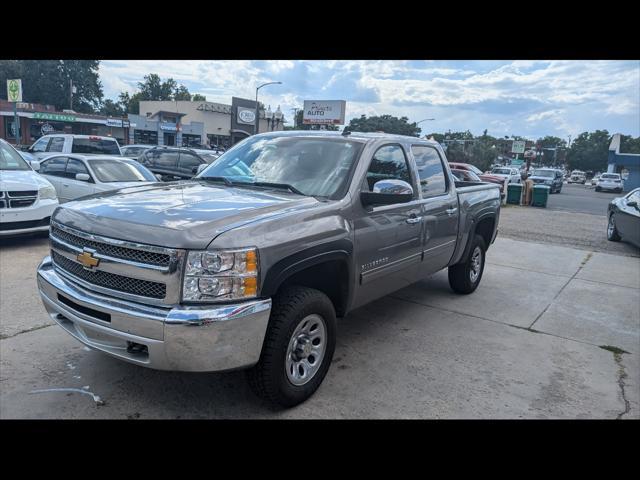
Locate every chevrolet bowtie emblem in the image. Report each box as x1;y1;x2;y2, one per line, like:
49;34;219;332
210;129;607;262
77;250;100;269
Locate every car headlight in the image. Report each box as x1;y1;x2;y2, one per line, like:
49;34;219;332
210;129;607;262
182;248;259;302
38;185;57;200
545;179;553;185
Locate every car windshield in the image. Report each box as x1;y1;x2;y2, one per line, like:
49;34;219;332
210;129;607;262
492;168;512;175
532;170;555;177
601;174;620;180
89;159;155;182
72;138;121;155
0;141;31;171
198;135;364;198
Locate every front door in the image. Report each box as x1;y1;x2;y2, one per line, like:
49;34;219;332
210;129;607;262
62;158;95;201
164;133;175;146
352;144;423;308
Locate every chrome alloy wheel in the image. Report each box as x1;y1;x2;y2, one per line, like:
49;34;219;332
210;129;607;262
285;314;327;386
608;215;615;238
469;246;482;284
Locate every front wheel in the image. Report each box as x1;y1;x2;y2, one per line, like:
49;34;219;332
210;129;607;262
448;234;487;294
607;213;621;242
247;286;336;408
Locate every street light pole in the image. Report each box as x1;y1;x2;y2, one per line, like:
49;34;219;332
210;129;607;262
416;118;435;137
254;81;282;135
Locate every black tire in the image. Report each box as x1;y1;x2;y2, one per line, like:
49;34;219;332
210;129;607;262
607;213;621;242
448;234;487;294
247;286;336;408
595;186;601;192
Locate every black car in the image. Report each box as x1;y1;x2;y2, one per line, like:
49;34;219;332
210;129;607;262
138;147;212;181
607;187;640;248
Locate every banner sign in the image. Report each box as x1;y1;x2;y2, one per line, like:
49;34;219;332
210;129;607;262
33;112;76;122
302;100;346;125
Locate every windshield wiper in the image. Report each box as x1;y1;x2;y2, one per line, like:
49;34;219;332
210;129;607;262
200;176;234;187
248;181;306;196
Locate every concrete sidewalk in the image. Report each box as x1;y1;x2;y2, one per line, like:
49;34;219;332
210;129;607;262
1;237;638;419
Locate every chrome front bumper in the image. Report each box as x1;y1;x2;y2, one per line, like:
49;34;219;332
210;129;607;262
37;256;272;372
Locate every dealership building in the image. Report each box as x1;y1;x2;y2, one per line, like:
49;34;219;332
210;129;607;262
0;100;129;146
131;98;286;149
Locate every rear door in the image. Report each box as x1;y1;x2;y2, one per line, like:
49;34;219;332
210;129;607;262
411;144;458;275
176;151;204;178
153;149;180;181
38;156;68;198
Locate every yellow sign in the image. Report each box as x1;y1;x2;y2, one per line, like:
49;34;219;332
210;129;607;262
7;79;22;103
76;250;100;269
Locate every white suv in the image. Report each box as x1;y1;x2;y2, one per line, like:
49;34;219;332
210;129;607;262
0;139;59;236
26;134;122;160
596;173;624;193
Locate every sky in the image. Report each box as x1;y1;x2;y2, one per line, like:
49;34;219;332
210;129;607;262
99;60;640;140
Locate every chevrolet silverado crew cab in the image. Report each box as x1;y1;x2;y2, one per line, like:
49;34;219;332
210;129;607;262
37;131;500;407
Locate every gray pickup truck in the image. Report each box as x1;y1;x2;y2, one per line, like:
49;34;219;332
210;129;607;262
37;131;500;407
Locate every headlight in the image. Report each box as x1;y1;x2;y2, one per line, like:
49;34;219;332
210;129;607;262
38;185;57;200
182;248;259;302
545;179;553;185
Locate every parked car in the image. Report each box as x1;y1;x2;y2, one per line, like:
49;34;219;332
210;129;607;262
451;168;481;182
120;144;154;159
607;187;640;248
0;138;59;236
448;162;507;189
190;148;221;164
35;155;157;203
26;134;122;160
596;173;624;193
138;147;215;181
490;166;521;184
37;131;501;408
591;174;600;186
568;170;586;184
528;168;564;193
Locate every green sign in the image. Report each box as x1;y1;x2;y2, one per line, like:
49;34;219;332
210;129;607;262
7;79;22;102
33;112;76;122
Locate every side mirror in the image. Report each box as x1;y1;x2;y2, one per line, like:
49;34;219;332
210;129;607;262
196;164;208;175
155;174;164;181
30;160;40;171
75;173;91;182
627;200;638;209
361;179;414;207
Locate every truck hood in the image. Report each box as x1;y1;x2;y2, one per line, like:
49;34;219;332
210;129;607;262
0;170;54;192
52;181;321;249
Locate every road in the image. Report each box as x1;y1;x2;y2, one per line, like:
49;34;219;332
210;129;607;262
547;183;622;216
1;229;638;419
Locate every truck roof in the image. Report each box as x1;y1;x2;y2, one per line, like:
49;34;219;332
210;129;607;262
255;130;440;146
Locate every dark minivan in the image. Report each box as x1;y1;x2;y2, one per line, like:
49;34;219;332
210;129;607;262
138;147;212;181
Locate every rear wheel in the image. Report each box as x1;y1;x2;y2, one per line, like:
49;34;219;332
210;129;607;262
607;213;621;242
247;286;336;408
448;234;486;294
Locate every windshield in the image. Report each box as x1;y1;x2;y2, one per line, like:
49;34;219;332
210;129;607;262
89;159;155;182
601;174;620;180
532;170;554;178
0;141;31;171
492;168;512;175
199;135;364;198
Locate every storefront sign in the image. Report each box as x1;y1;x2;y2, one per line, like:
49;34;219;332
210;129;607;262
303;100;346;125
33;112;76;122
122;120;130;128
105;119;123;127
237;108;256;125
7;79;22;102
159;122;177;131
511;140;526;154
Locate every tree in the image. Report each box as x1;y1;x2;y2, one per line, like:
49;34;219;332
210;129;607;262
566;130;612;172
99;99;125;117
0;60;103;113
192;94;207;101
620;134;640;153
173;85;192;101
344;114;421;136
116;74;200;114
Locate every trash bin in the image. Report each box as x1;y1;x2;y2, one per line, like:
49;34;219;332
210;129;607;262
531;185;551;207
507;183;522;205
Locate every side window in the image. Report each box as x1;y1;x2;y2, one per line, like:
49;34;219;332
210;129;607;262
412;146;447;197
178;152;203;173
40;157;68;177
66;158;90;180
47;137;66;153
141;151;155;167
364;145;411;192
156;151;179;169
31;137;50;152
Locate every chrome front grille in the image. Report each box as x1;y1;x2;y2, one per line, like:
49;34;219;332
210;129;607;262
49;221;185;305
0;191;37;208
51;226;170;266
52;251;166;299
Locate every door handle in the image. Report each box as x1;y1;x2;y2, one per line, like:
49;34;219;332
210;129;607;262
62;184;69;187
446;207;458;215
406;215;422;224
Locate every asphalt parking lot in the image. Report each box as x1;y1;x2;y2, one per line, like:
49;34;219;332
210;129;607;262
1;184;638;419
